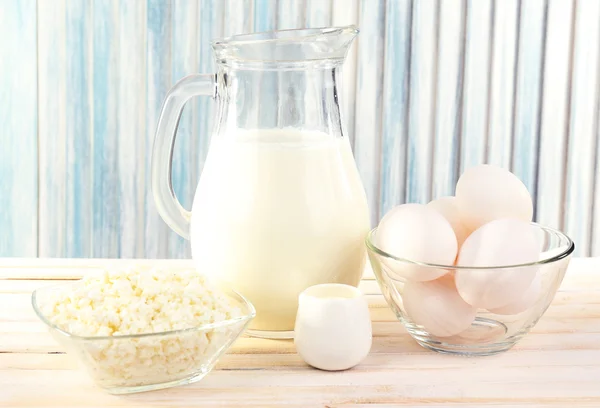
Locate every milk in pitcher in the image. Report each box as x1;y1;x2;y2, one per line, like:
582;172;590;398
190;129;370;333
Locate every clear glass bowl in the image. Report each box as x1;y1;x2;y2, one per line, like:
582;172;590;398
366;223;574;356
32;282;255;394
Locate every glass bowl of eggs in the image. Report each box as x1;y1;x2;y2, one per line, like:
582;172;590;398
366;165;575;356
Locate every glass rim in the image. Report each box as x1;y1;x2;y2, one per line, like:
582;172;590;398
211;25;359;48
31;282;256;342
365;222;575;270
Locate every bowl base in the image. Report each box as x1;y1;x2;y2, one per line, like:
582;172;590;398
408;317;519;356
246;329;294;339
102;369;211;394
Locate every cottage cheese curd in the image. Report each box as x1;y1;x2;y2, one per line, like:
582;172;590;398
41;266;245;388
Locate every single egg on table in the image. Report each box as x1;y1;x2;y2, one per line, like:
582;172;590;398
427;196;471;249
375;204;457;282
487;272;542;315
455;164;533;232
455;218;540;310
403;274;477;337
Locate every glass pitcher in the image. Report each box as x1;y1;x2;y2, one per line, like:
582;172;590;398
151;26;369;338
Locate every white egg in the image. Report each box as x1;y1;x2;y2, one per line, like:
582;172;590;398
487;272;541;315
376;204;457;281
403;274;477;337
455;219;540;309
455;164;533;231
427;196;471;249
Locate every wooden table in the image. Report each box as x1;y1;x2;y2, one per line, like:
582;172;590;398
1;258;599;407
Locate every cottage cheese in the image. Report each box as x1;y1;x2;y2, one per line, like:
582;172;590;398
41;266;246;388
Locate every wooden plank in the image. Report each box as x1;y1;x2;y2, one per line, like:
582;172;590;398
277;0;304;29
564;0;600;257
0;0;38;256
197;1;223;170
0;280;73;294
276;0;305;129
0;376;599;408
92;0;120;258
486;0;519;170
118;0;147;258
512;0;547;212
1;259;599;404
196;0;223;187
64;1;95;258
5;346;600;372
145;0;171;258
223;0;254;36
431;0;464;199
332;0;359;147
7;282;598;329
1;343;600;405
459;0;493;173
0;258;195;279
253;0;278;32
536;0;575;230
406;0;438;204
0;276;380;296
594;119;600;257
253;0;278;128
0;0;37;257
354;0;386;226
379;0;411;216
305;0;331;27
168;0;199;259
37;0;67;258
590;10;600;257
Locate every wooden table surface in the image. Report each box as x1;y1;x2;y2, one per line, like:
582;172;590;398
1;258;599;407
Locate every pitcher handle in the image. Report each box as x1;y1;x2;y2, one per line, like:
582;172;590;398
151;74;216;239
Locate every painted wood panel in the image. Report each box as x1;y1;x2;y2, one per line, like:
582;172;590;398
486;0;519;170
278;0;304;29
254;0;278;128
332;0;359;147
537;0;574;231
460;0;493;174
145;0;172;259
118;1;147;258
306;0;332;27
38;0;93;258
379;0;411;216
223;0;253;36
2;0;600;258
512;0;547;213
593;112;600;255
0;0;37;257
354;0;386;226
169;0;199;259
91;0;120;258
564;0;600;257
65;1;93;258
37;0;67;257
196;0;224;180
406;0;438;205
431;0;464;200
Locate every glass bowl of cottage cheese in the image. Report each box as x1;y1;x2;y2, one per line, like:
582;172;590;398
31;266;255;394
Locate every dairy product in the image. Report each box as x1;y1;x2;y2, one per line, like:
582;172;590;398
190;129;370;332
42;267;242;336
40;266;246;388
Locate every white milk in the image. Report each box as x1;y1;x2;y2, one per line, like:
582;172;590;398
190;129;370;332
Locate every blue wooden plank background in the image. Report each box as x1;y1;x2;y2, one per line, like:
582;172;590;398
1;0;599;258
